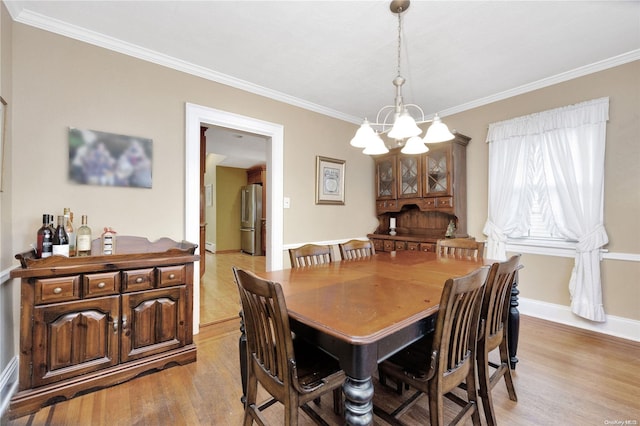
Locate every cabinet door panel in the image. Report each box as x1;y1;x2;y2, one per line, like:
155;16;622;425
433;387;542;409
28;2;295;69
424;147;452;196
375;157;396;199
121;287;186;362
398;155;422;198
32;296;119;387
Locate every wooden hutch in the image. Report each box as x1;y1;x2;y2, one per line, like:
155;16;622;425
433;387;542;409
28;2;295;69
9;236;199;419
368;133;470;252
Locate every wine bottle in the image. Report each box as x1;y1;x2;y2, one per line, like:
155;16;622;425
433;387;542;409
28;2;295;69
52;215;70;257
76;215;92;256
64;208;76;256
36;214;53;258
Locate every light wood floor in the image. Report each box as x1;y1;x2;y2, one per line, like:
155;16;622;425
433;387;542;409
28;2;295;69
199;251;265;326
4;308;639;424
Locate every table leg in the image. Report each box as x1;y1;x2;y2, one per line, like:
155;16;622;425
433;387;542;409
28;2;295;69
508;271;520;369
238;310;247;404
343;376;374;426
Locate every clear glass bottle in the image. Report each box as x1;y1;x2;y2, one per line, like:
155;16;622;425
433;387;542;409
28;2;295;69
64;208;76;256
52;215;70;257
76;215;92;256
36;214;53;258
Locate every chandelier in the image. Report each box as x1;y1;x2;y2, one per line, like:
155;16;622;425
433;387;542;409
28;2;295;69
350;0;455;155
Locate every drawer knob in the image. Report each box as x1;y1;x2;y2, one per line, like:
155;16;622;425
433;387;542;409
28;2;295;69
97;282;106;289
168;273;176;279
135;277;144;283
53;287;62;294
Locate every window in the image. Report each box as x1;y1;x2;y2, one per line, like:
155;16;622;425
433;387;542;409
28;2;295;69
483;97;609;321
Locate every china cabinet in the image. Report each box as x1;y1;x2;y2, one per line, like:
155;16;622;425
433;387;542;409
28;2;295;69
369;133;470;251
9;236;199;419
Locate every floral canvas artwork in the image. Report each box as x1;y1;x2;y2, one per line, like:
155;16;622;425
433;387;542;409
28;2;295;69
69;127;153;188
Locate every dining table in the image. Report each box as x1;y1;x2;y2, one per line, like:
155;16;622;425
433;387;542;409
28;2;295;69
239;250;518;426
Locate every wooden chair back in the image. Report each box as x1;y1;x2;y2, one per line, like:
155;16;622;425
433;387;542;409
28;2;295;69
338;239;375;260
477;254;520;425
288;244;334;268
436;238;485;260
232;267;345;425
377;266;488;425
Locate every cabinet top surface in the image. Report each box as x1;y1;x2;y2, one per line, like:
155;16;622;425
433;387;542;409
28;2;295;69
12;236;199;277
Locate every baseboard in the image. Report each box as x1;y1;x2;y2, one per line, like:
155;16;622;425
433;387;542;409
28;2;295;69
0;356;18;419
519;297;640;342
205;241;215;253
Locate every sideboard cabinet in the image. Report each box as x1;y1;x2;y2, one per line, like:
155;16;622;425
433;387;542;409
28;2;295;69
9;236;199;419
370;133;470;251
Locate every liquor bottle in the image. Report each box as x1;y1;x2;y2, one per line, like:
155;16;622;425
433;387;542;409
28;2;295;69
52;215;70;257
76;215;92;256
64;208;76;256
36;214;54;258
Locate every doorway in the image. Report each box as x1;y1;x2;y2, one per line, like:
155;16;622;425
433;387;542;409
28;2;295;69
185;103;284;333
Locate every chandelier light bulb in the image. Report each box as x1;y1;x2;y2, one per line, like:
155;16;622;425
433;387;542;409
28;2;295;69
350;119;376;148
363;132;389;155
388;111;422;140
424;114;455;143
401;136;429;154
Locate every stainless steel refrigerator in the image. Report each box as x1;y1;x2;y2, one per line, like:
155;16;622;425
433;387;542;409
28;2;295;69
240;184;263;255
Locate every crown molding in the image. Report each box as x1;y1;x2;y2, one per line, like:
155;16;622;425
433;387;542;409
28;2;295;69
439;49;640;118
10;7;361;124
7;5;638;125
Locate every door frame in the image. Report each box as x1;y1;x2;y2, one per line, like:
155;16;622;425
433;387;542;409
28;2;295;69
185;103;284;332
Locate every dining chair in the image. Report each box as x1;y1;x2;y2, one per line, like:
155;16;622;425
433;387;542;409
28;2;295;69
338;239;375;260
376;266;489;426
436;238;485;260
477;254;520;425
232;267;345;426
288;244;334;268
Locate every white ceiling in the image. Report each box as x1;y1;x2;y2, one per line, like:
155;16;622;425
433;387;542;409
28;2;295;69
5;1;640;167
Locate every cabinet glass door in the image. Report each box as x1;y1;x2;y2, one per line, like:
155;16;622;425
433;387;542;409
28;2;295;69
425;149;450;195
398;155;421;198
376;157;396;199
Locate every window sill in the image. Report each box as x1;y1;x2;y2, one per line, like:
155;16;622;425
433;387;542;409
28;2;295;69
506;238;577;258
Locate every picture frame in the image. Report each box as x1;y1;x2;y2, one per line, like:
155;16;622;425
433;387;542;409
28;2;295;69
69;127;153;188
0;96;7;192
315;156;345;205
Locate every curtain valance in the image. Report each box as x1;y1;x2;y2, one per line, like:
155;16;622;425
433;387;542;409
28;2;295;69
486;97;609;142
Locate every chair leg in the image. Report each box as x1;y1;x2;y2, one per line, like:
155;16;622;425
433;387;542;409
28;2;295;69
244;375;260;426
478;347;497;426
499;340;518;401
465;365;482;426
333;388;344;415
429;382;445;426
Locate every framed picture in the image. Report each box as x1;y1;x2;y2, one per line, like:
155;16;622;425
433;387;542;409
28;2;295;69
68;127;153;188
315;156;345;205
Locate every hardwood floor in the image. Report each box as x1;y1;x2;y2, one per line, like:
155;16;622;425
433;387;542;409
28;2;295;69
4;312;639;425
199;251;265;326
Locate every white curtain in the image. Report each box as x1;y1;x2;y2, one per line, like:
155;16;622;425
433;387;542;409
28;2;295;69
484;97;609;321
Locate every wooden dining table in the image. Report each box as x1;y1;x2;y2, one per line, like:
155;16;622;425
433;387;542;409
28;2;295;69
241;251;511;425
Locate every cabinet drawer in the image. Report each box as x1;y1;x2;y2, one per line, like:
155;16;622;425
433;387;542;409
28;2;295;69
395;241;407;251
34;276;80;304
372;239;384;252
157;265;186;288
423;198;436;208
383;240;395;252
83;272;120;297
122;268;155;292
420;243;436;252
436;197;453;208
407;242;420;251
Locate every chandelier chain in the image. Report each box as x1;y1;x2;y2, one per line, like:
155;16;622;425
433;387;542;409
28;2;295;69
396;8;402;77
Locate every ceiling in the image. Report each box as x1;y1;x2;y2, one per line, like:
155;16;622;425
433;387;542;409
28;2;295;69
5;1;640;167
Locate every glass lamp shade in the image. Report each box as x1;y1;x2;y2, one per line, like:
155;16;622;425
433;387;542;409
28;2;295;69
388;111;422;140
350;119;376;148
401;136;429;154
423;114;455;143
363;132;389;155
